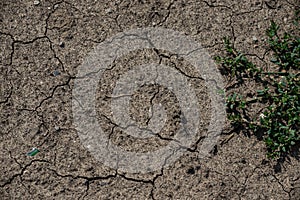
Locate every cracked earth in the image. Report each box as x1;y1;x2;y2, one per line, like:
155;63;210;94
1;0;300;199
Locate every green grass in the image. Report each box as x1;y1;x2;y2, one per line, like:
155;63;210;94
215;14;300;158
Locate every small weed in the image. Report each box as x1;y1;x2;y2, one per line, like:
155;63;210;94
215;38;260;80
267;20;300;71
216;14;300;159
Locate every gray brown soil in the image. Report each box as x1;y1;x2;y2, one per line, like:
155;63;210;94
1;0;300;199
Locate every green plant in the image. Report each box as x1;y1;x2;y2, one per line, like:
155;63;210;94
215;38;260;79
267;21;300;71
216;17;300;158
225;93;246;125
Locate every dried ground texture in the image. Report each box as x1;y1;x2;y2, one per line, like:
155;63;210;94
1;0;300;199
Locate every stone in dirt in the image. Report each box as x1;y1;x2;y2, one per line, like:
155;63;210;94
33;0;40;6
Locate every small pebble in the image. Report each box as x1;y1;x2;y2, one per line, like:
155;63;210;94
53;70;60;76
54;126;60;131
257;24;261;29
105;8;112;13
59;41;65;48
33;0;40;5
252;36;258;43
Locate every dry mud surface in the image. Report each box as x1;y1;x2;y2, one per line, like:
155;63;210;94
1;0;300;199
